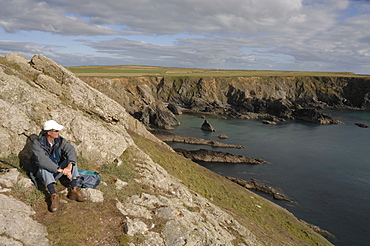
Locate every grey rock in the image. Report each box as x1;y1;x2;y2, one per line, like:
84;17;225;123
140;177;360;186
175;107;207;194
167;102;182;115
140;231;165;246
116;200;152;219
122;217;148;236
0;169;19;188
0;188;12;193
17;176;34;189
115;178;128;189
0;194;49;246
0;236;23;246
5;53;41;75
34;74;63;96
0;169;34;190
80;188;104;203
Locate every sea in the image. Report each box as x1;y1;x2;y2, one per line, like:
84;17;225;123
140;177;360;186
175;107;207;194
168;109;370;246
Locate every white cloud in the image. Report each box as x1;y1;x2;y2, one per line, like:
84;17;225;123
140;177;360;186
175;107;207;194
0;0;119;35
103;0;306;35
0;0;369;73
0;0;313;36
0;40;60;56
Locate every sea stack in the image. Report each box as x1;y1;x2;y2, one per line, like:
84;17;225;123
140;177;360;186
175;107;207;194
201;120;216;132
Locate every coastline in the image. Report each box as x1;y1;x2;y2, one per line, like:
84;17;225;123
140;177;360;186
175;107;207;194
164;111;370;245
158;125;335;240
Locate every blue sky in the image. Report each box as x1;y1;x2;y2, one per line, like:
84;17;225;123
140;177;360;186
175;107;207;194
1;0;370;74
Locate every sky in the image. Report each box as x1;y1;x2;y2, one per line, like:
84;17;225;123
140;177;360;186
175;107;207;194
1;0;370;74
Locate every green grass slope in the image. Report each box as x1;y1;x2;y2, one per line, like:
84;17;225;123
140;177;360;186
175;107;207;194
130;131;333;245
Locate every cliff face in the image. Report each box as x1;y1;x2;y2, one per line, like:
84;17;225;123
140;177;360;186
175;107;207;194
82;75;370;129
0;53;333;245
157;76;370;110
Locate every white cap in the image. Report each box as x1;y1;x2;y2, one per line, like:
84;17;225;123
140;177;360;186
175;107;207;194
43;120;64;131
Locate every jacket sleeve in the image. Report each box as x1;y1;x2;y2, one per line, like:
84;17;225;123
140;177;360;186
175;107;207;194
32;138;59;173
59;138;77;165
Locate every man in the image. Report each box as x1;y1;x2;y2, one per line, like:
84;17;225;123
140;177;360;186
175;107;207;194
32;120;87;212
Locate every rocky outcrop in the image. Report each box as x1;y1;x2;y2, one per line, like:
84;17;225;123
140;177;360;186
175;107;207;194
151;129;244;148
134;101;180;129
201;120;216;131
355;122;369;128
167;102;182;115
292;108;343;124
1;53;132;165
174;148;268;164
262;120;277;125
116;146;261;246
225;176;291;202
0;193;49;246
0;167;33;191
82;76;181;130
0;168;48;245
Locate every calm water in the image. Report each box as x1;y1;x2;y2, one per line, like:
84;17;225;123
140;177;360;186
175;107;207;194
169;110;370;246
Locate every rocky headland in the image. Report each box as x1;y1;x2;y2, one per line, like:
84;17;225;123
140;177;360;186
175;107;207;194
0;53;352;245
81;74;370;130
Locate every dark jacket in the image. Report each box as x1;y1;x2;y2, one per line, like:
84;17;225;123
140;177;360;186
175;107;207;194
31;133;77;173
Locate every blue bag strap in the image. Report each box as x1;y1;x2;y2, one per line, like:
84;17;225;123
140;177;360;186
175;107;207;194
78;169;99;176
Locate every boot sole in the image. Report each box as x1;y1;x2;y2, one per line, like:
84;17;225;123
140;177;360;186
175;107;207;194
67;196;87;202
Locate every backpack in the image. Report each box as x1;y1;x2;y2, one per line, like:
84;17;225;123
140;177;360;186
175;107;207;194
77;169;101;188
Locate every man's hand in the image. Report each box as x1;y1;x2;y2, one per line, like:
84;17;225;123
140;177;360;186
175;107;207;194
62;168;72;179
59;163;73;179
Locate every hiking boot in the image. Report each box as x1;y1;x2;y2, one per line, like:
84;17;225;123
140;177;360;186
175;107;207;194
67;187;87;202
49;193;60;212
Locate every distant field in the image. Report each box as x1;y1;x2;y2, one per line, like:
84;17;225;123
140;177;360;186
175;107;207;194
67;65;367;78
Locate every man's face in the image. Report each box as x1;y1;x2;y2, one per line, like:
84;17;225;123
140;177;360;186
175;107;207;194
47;129;60;139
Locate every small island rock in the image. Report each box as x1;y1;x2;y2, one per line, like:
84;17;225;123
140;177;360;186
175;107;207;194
201;120;216;132
355;122;369;128
218;134;229;139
